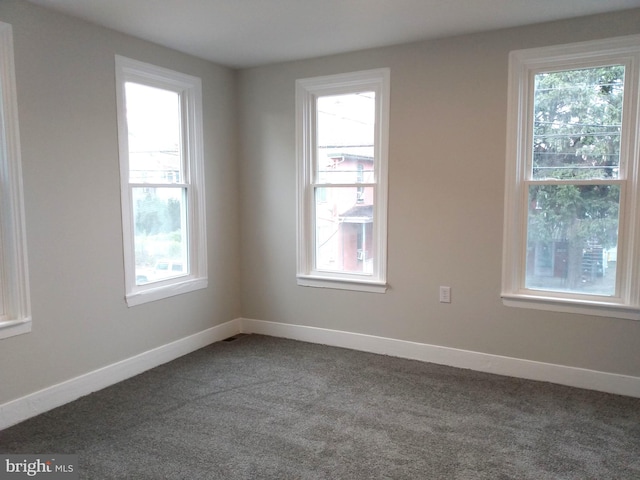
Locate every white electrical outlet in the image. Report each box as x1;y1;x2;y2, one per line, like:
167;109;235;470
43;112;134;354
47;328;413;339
439;286;451;303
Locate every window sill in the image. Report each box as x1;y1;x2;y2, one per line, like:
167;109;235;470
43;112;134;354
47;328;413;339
502;293;640;320
126;277;208;307
297;275;387;293
0;317;32;340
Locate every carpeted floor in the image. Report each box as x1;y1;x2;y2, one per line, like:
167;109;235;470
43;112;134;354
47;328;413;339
1;334;639;479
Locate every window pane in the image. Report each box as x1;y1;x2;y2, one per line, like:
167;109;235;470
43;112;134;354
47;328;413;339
315;186;374;274
526;184;619;295
317;92;375;184
125;82;182;184
132;187;187;285
532;65;624;180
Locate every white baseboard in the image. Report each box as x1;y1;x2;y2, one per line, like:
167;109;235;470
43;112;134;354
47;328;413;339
240;318;640;398
3;316;638;431
0;318;242;430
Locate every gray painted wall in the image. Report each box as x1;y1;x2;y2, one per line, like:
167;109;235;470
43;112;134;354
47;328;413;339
237;10;640;377
1;0;639;408
0;0;240;404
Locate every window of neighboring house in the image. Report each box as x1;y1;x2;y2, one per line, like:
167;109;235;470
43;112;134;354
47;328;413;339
115;56;207;307
356;163;365;203
502;35;640;320
0;22;32;339
296;69;390;292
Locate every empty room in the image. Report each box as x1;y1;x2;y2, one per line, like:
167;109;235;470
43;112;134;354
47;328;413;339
1;0;639;478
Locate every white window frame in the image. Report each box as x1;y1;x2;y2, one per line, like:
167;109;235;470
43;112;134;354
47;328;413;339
296;69;390;293
502;35;640;320
0;22;32;339
115;56;207;307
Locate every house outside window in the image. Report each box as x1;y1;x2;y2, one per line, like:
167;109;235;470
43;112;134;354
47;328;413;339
296;69;390;292
0;22;31;340
115;56;207;307
502;35;640;319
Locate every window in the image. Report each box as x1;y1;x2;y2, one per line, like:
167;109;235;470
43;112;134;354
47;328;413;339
296;69;390;292
502;35;640;319
115;56;207;306
0;22;32;339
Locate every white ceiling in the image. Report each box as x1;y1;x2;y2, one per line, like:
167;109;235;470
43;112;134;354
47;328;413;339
26;0;640;68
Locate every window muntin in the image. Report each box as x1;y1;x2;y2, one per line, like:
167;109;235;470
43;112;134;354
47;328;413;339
296;69;389;292
316;92;376;184
116;56;207;307
502;36;640;319
0;21;31;339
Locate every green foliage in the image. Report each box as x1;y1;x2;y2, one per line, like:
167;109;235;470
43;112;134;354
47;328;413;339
135;192;182;236
533;65;624;179
133;192;185;267
528;184;619;248
166;198;182;232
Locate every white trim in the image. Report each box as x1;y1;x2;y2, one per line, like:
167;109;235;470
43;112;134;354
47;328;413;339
115;55;208;307
3;317;638;430
240;318;640;398
296;274;387;293
502;294;640;320
502;35;640;319
0;319;242;430
125;277;208;307
0;22;32;340
296;68;390;292
0;317;31;340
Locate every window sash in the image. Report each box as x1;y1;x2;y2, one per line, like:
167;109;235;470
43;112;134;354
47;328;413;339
312;184;376;275
520;179;623;299
124;81;186;184
130;185;190;285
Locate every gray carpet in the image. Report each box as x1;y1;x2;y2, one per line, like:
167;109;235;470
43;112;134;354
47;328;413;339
1;334;639;479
